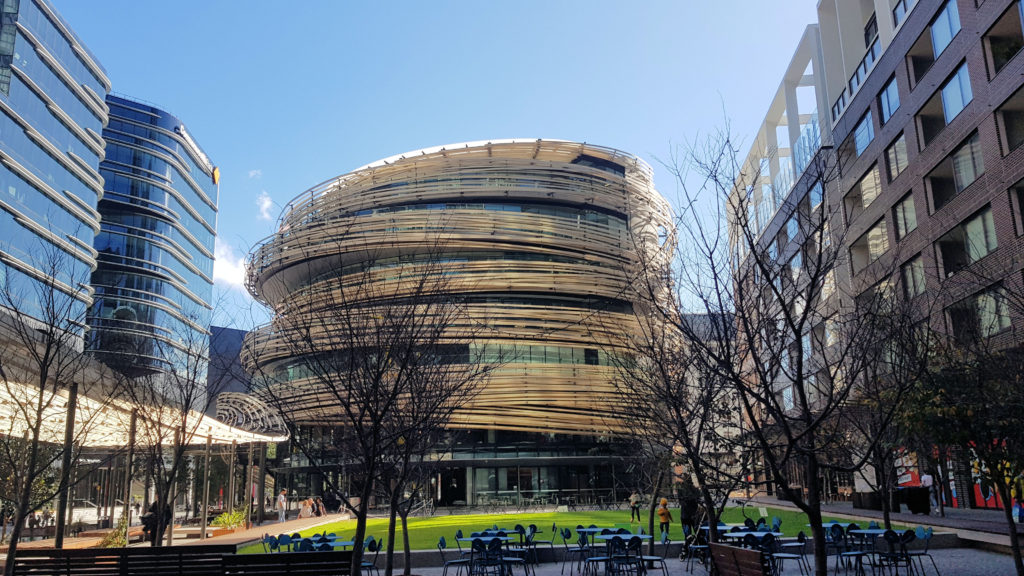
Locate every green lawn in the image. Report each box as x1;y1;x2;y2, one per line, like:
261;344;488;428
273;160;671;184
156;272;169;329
240;506;914;554
239;505;854;553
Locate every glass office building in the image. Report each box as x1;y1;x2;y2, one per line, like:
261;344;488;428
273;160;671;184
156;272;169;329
88;95;218;376
0;0;109;327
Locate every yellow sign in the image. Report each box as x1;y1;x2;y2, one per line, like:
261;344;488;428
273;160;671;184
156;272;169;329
212;166;221;185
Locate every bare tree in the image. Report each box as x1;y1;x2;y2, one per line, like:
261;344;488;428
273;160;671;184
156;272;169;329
652;131;927;576
245;240;493;575
607;302;745;547
113;301;230;546
0;244;125;574
378;347;487;576
837;290;935;528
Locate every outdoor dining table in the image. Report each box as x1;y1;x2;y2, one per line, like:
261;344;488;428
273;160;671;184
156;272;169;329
811;522;855;529
459;536;515;543
700;524;744;533
736;531;783;539
594;533;653;541
847;528;890;551
575;527;613;545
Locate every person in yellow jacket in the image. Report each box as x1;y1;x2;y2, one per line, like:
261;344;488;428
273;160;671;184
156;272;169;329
656;497;673;535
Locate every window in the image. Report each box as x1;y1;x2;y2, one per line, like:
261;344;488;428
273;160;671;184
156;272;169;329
0;1;15;97
977;289;1012;336
782;386;794;411
950;286;1011;338
964;206;998;261
790;251;802;282
865;13;879;48
942;63;973;123
996;83;1024;154
937;205;998;275
850;219;890;273
1012;179;1024;235
825;321;840;347
902;255;926;298
822;269;836;299
844;165;882;222
984;2;1024;77
917;63;973;148
928;132;984;211
809;181;824;210
787;217;799;242
907;0;962;84
879;77;900;123
857;276;896;308
854;111;875;156
893;193;918;239
886;133;909;181
931;0;961;56
952;132;984;192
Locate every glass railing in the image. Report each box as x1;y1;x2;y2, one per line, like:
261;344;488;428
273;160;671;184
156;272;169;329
772;163;794;205
793;112;821;176
832;36;882;123
849;36;881;95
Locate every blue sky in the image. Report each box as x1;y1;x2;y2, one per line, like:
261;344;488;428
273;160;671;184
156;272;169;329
56;1;817;328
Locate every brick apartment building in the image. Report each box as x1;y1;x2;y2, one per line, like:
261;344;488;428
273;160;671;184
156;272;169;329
732;0;1024;509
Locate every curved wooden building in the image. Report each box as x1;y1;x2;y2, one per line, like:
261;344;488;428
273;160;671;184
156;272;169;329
244;139;671;437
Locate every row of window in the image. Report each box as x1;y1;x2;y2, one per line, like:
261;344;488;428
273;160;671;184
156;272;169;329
268;343;626;383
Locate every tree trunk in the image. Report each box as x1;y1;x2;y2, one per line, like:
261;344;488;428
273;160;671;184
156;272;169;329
646;468;663;557
874;453;892;529
806;505;828;576
998;481;1024;576
4;502;30;576
350;480;373;576
54;381;79;548
805;458;828;576
5;401;45;576
699;486;719;543
384;489;399;576
401;510;412;576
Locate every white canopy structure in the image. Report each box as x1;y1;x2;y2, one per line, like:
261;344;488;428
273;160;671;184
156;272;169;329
0;376;287;448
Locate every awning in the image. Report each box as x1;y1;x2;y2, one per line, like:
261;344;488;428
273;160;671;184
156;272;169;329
0;377;287;448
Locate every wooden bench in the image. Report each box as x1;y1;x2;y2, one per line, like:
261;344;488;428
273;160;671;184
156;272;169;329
11;544;237;576
221;550;352;576
177;526;236;539
78;525;147;542
709;542;773;576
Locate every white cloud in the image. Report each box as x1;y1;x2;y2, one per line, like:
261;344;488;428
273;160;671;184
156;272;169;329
256;191;274;221
248;169;262;179
213;238;247;291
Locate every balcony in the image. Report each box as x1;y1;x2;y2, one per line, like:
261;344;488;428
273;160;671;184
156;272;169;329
832;36;882;123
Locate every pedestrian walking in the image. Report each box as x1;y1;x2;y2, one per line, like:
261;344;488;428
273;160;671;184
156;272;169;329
921;470;936;511
628;490;641;522
276;489;287;523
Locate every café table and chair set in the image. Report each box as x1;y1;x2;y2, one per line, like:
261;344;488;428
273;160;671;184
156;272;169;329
821;522;939;576
557;525;668;576
440;523;669;576
261;531;383;575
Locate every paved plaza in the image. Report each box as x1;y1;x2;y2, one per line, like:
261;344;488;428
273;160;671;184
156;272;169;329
409;546;1014;576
